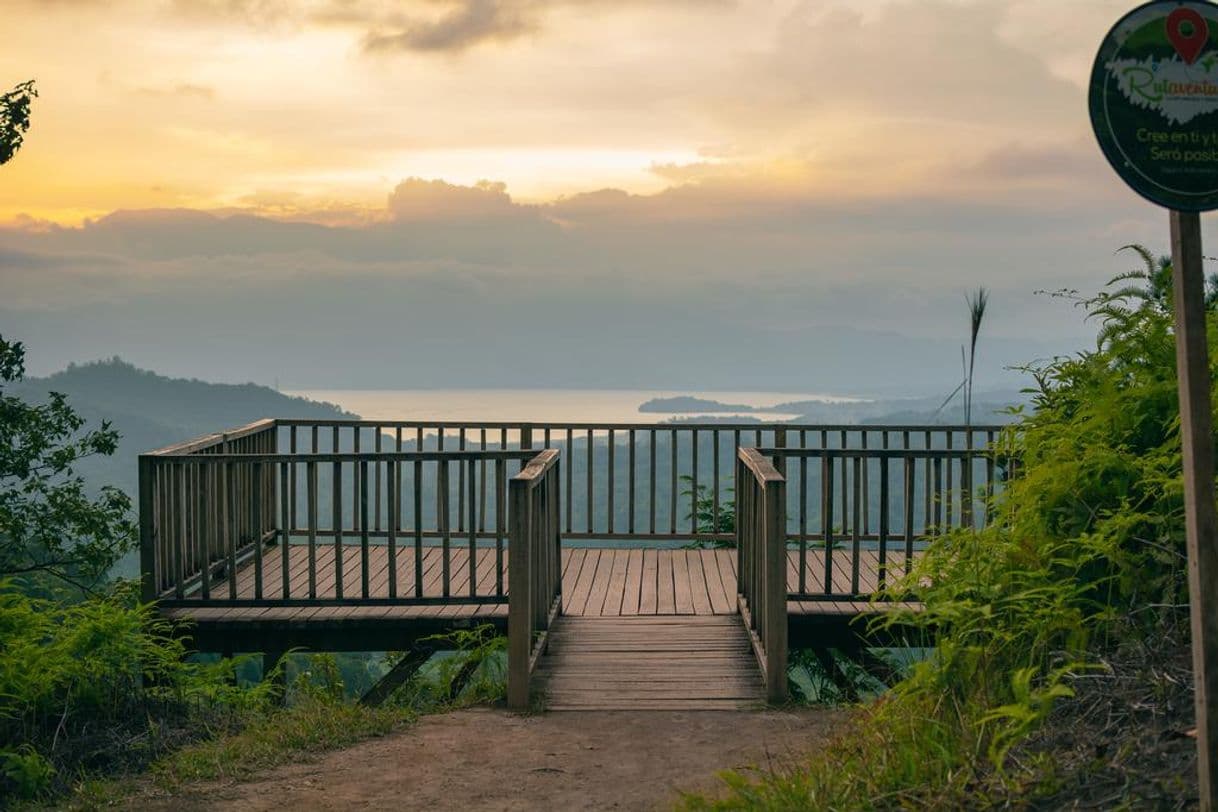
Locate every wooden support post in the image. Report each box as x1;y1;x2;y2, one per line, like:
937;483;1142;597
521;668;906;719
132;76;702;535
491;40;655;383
138;455;156;604
773;427;787;477
1171;209;1218;810
764;477;788;703
360;646;434;707
507;479;532;710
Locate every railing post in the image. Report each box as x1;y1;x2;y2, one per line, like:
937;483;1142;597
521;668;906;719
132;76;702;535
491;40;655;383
735;457;746;595
764;475;788;703
773;428;787;477
507;477;533;710
138;455;157;604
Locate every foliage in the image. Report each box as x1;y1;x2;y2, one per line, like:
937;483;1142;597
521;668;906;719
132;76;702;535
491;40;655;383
0;337;135;594
390;625;508;710
0;584;275;802
681;475;735;548
1099;243;1218;321
934;286;989;423
687;258;1207;808
4;614;507;805
148;693;408;789
0;81;36;166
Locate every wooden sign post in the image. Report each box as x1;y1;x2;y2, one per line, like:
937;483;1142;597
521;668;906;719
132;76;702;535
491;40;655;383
1172;209;1218;808
1090;3;1218;806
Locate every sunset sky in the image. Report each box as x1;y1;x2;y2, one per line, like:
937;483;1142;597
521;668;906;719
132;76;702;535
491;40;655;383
1;0;1207;392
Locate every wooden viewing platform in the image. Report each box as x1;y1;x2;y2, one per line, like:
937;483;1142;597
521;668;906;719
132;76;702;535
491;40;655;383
140;418;1008;708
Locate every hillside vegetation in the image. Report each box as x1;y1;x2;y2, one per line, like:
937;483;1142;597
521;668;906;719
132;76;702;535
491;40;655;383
0;342;448;806
687;256;1204;808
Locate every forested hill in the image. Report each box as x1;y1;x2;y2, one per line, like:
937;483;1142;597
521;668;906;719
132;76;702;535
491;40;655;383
9;358;353;498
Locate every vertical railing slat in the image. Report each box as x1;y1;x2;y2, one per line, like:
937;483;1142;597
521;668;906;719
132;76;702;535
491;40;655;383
469;458;478;598
280;461;290;599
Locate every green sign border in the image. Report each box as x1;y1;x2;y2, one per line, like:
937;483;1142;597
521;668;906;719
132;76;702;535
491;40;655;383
1089;0;1218;212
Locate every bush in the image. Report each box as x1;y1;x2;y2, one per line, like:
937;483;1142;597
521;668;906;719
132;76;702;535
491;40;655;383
0;583;277;801
687;257;1206;808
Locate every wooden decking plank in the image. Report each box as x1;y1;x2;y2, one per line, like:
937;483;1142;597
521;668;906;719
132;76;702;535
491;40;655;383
541;700;762;711
421;547;449;598
702;549;733;614
638;548;659;614
539;614;764;711
566;548;602;616
620;548;644;616
656;551;676;614
585;549;617;617
560;548;587;607
672;550;695;614
599;548;631;616
687;550;714;616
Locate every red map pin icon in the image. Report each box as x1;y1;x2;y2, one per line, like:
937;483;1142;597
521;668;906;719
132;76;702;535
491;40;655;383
1167;7;1209;65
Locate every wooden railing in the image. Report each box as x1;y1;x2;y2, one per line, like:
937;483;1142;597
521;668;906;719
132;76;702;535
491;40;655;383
139;419;278;604
507;449;562;710
736;448;787;703
273;419;1004;543
139;420;545;606
760;444;1012;600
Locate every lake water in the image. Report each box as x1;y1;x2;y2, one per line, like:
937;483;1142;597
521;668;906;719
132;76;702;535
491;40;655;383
287;388;856;423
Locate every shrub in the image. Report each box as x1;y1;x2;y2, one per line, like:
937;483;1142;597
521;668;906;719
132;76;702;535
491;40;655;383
688;257;1207;808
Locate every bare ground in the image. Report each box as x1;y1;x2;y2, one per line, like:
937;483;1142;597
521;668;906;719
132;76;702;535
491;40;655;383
134;707;840;811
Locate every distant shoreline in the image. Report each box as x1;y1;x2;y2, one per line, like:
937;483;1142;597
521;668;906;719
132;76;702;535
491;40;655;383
638;394;865;414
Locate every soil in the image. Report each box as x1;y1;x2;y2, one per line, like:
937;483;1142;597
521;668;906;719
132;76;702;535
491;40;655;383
136;707;840;811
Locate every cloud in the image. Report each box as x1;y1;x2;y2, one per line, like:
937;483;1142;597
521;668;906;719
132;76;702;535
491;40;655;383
967;142;1100;182
166;0;302;27
134;82;216;100
386;177;534;221
364;0;539;52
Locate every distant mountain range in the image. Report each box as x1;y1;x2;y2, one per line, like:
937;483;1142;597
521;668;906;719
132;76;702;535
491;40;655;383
638;396;759;413
9;358;355;577
10;357;350;513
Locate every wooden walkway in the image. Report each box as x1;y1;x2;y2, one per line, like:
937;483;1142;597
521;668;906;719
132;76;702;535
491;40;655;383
536;616;765;710
164;546;919;625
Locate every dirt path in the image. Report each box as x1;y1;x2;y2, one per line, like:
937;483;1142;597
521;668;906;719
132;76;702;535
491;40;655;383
143;707;839;811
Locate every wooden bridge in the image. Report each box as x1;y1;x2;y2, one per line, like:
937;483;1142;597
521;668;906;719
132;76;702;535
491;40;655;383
139;419;1008;709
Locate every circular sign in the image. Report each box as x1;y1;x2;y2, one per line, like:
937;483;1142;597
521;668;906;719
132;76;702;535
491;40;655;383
1089;0;1218;211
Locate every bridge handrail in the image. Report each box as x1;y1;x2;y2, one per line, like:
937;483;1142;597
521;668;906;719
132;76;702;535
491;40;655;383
264;418;1007;545
757;444;1015;601
507;448;562;710
138;435;542;606
736;447;788;703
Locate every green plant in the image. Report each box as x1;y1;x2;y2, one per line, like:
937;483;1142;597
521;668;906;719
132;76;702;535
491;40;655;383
0;80;36;166
934;287;989;424
680;475;735;548
150;694;409;788
686;259;1208;808
391;625;507;710
0;745;54;800
965;287;989;425
0;336;135;594
0;584;276;800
